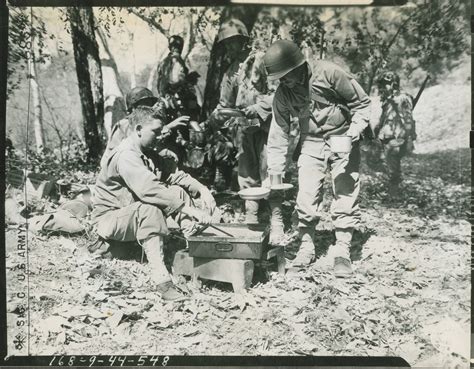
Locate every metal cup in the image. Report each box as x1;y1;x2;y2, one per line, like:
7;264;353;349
270;173;283;186
329;135;352;153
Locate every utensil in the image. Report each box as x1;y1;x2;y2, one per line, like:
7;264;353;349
194;223;234;238
238;187;270;200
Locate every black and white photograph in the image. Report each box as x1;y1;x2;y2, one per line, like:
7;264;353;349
3;1;471;367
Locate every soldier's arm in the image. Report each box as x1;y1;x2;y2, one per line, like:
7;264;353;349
166;168;207;198
267;90;291;174
216;68;238;109
247;93;274;123
116;151;185;216
331;67;371;139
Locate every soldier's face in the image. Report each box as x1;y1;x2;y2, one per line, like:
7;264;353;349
380;82;393;97
224;37;244;59
137;119;164;150
280;66;305;89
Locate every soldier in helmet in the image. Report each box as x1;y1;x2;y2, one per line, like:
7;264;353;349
102;87;189;167
209;19;280;235
263;40;371;277
375;71;417;196
157;35;187;97
157;35;200;122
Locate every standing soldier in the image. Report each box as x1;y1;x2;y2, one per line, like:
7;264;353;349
157;35;200;121
210;19;281;234
375;71;417;196
157;35;188;98
263;40;371;277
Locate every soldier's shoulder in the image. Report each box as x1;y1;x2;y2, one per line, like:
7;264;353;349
313;59;352;81
396;91;414;104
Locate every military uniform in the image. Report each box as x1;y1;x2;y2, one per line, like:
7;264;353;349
215;50;273;191
267;59;370;259
157;50;188;97
376;91;416;190
92;136;204;242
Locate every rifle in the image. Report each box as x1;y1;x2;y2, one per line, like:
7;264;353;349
412;74;430;109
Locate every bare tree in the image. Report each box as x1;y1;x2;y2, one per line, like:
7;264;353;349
96;24;127;138
28;45;45;152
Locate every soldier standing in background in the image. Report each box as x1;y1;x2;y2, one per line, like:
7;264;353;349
157;35;188;98
157;35;200;121
375;72;417;197
209;19;283;239
263;40;371;277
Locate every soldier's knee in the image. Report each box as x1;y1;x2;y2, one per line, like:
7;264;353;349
137;203;162;219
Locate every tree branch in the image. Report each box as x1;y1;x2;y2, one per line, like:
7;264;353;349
127;8;169;38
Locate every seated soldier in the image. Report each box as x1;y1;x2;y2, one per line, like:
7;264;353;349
92;106;216;301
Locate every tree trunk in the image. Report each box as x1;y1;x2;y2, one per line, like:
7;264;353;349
96;25;126;138
68;7;104;161
129;30;137;89
200;6;261;119
181;13;194;61
29;47;45;152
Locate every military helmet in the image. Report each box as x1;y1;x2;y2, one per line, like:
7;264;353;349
217;18;249;43
169;35;184;50
263;40;306;81
377;71;400;89
126;87;158;113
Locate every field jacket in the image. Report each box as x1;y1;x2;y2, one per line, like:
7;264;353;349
92;136;202;226
267;60;371;173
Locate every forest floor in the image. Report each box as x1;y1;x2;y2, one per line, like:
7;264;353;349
5;81;471;367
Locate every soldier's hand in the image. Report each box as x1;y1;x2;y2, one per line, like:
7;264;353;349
193;209;213;225
199;186;216;215
242;105;258;119
181;205;212;225
168;116;190;130
210;109;227;122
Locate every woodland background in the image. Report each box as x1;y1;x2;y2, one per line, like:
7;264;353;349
4;2;471;366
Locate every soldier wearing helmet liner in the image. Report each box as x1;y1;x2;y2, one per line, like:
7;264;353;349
102;87;190;168
92;105;216;301
209;19;281;235
263;40;371;277
375;71;417;196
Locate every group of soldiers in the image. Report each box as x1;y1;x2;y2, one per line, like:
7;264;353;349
91;19;417;301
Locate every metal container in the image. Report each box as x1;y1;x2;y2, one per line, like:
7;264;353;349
189;127;205;146
187;223;269;260
329;135;352;153
270;173;283;186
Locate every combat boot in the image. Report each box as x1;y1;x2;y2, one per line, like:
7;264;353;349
269;201;285;245
291;227;316;267
142;236;187;301
244;200;259;224
333;228;353;278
